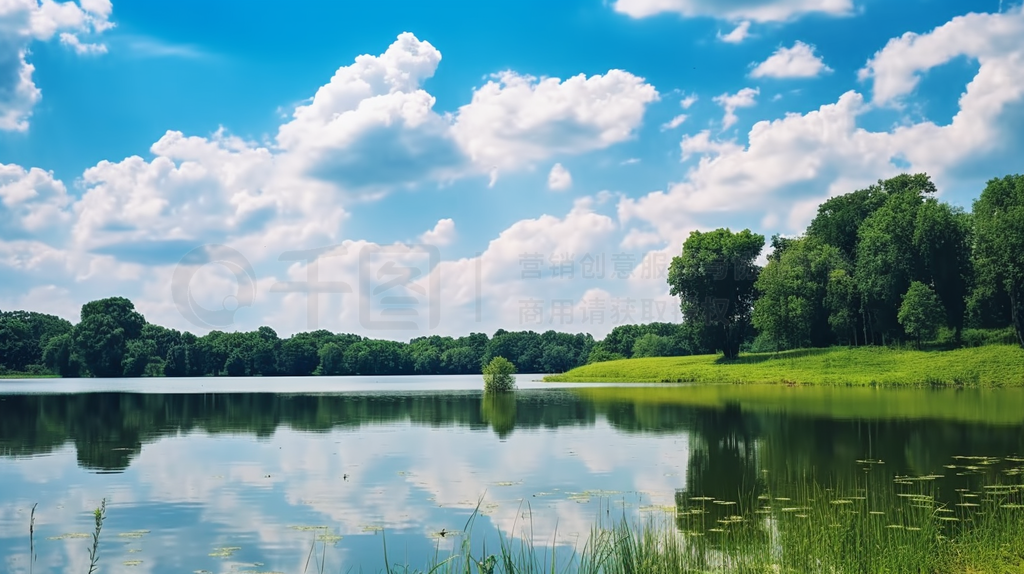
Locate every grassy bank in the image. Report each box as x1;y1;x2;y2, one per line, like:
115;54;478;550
544;344;1024;387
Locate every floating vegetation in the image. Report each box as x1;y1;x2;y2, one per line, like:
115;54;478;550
47;532;90;540
360;525;383;533
638;505;675;513
288;525;328;531
208;546;241;558
316;533;343;544
117;530;150;539
122;560;142;566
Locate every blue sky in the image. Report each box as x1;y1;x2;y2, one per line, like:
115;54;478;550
1;0;1022;339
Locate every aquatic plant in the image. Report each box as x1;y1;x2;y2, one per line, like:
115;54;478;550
87;498;106;574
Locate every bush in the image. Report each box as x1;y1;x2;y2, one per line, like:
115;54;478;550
631;333;676;358
961;327;1019;348
482;356;516;392
587;346;626;364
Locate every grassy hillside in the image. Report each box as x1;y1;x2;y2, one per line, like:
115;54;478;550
544;345;1024;387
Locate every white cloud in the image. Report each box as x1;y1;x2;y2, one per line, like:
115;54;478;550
680;93;698;109
547;163;572;191
419;218;456;246
661;114;688;130
0;0;114;131
59;31;106;54
612;0;853;22
624;5;1024;242
718;21;751;43
680;129;743;160
859;6;1024;106
452;70;659;174
0;163;72;238
713;87;759;129
751;41;832;78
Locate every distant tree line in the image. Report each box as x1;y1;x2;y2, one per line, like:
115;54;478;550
1;172;1020;377
0;297;719;378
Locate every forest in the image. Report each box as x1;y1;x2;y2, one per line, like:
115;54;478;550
0;172;1021;378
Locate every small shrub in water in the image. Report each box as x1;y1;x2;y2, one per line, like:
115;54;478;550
483;357;516;393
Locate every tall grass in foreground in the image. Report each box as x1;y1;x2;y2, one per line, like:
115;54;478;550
400;464;1024;574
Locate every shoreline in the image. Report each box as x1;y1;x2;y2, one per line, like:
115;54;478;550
544;344;1024;387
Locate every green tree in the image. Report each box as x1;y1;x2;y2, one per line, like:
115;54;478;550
42;332;80;377
72;297;147;377
587;345;626;364
317;343;347;376
898;282;944;348
825;269;858;345
121;339;157;378
631;333;675;358
667;228;764;359
482;356;516;392
914;199;972;342
854;176;934;344
973;174;1024;348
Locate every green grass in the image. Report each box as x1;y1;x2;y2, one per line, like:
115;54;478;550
0;373;59;379
399;463;1024;574
545;344;1024;387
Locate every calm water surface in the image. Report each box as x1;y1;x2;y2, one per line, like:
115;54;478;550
2;375;1023;573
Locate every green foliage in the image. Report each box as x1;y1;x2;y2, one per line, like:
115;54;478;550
586;345;626;364
482;356;516;393
914;199;972;340
631;333;675;358
973;174;1024;348
0;310;72;373
667;228;765;359
899;282;945;347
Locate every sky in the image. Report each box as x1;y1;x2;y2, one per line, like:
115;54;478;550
1;0;1022;340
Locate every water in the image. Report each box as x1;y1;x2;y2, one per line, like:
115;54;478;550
2;376;1023;573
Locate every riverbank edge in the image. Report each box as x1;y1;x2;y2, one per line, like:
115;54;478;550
543;344;1024;387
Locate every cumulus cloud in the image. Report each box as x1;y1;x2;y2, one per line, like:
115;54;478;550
452;70;659;174
419;218;456;246
858;6;1024;106
718;21;751;43
547;163;572;191
713;87;759;129
613;0;853;22
273;33;658;190
623;8;1024;243
0;0;114;131
750;41;832;78
0;163;73;239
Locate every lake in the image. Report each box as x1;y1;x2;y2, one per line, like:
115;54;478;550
2;376;1024;574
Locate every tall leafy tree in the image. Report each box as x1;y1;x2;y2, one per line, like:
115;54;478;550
973;174;1024;347
898;282;944;348
668;228;764;359
72;297;147;377
914;199;972;341
854;175;935;344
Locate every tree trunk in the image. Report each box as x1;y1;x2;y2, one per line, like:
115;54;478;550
1010;280;1024;349
862;307;869;347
